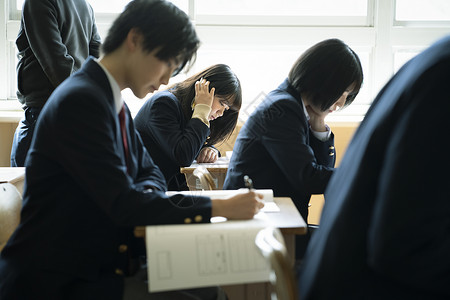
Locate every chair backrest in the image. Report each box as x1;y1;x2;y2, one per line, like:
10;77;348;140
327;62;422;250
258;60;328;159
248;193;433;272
0;183;22;251
192;166;215;190
255;227;298;300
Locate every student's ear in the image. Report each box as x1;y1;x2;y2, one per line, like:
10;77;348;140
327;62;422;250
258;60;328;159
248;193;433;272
125;28;142;52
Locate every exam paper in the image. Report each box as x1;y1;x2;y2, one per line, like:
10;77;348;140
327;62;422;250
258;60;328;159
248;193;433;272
146;221;271;292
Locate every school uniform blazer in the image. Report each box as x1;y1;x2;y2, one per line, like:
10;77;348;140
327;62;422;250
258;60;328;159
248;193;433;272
134;91;211;191
0;58;211;299
223;79;335;220
299;36;450;299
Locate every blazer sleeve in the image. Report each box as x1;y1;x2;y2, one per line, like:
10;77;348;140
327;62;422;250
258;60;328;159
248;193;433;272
309;131;336;167
140;95;210;166
262;100;334;195
366;69;450;294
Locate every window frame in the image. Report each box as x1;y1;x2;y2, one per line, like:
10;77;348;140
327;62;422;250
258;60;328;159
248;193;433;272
1;0;450;123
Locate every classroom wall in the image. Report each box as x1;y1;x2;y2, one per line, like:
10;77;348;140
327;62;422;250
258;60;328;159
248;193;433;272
0;121;17;167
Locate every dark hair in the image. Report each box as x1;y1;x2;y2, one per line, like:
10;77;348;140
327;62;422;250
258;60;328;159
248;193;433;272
170;64;242;145
288;38;363;111
101;0;200;76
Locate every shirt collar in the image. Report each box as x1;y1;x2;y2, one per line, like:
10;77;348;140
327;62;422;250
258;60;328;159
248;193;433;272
94;59;123;113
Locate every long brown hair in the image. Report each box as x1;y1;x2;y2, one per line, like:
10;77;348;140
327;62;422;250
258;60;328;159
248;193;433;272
171;64;242;145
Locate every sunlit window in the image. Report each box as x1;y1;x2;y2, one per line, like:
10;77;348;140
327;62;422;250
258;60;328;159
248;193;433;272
194;0;369;26
3;0;450;121
16;0;188;14
396;0;450;21
196;0;367;17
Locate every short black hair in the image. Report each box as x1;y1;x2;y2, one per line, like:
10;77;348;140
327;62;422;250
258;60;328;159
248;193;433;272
288;39;363;111
102;0;200;75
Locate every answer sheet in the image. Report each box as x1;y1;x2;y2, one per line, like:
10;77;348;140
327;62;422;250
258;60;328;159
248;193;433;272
146;220;270;292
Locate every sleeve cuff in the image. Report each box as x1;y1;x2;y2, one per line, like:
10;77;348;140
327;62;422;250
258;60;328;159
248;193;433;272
192;104;211;127
311;124;331;141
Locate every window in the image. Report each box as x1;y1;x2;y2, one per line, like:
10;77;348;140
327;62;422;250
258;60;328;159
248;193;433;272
2;0;450;123
395;0;450;22
195;0;369;26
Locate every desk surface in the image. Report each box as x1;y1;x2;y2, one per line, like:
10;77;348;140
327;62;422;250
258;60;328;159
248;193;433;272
0;167;26;196
180;157;229;174
0;167;25;184
134;197;306;237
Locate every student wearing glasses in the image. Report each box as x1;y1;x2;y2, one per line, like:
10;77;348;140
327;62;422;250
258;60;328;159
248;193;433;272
135;64;242;191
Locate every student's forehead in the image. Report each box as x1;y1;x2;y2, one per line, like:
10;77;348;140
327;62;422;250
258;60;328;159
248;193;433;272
217;95;234;105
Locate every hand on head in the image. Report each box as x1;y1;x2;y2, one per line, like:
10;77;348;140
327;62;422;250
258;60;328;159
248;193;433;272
194;78;215;107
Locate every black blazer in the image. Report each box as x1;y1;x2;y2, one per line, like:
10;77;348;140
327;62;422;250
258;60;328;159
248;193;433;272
223;79;335;221
299;36;450;299
0;58;211;299
134;91;210;191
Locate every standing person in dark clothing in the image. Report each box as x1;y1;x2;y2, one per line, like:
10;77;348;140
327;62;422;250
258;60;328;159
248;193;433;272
10;0;101;167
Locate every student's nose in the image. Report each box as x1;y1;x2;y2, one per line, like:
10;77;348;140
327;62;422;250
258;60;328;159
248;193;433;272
332;94;347;111
218;107;226;117
161;72;171;86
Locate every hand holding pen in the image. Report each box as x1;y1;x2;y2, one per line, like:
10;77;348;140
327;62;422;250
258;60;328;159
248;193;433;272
244;175;253;190
211;174;263;219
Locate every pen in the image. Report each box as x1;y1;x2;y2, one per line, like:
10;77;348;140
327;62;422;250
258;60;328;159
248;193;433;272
244;175;253;190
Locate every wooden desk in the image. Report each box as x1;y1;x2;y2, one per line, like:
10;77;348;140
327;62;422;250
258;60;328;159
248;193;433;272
135;197;305;300
134;197;305;238
180;157;229;190
0;167;25;195
221;197;305;300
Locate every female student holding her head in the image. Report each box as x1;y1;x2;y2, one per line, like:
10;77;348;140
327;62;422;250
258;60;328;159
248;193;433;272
223;38;364;259
135;64;241;191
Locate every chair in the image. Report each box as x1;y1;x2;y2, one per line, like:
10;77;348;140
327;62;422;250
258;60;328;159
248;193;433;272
192;165;215;190
0;183;22;251
255;227;298;300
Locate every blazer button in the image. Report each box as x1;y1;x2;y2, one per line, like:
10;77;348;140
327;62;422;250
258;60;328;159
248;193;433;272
118;244;128;253
184;217;192;224
329;152;335;156
115;268;124;276
194;215;203;223
329;146;335;150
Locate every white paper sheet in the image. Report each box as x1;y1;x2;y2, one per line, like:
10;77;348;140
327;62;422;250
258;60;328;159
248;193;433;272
145;189;282;292
146;220;271;292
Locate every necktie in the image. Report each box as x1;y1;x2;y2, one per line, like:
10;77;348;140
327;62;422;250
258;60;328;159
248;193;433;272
118;104;129;173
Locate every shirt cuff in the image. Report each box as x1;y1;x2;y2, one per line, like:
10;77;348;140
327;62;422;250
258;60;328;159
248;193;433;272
192;104;211;127
311;124;331;141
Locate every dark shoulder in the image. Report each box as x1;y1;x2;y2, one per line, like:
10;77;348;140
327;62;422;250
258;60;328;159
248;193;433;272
135;91;181;121
252;88;304;121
